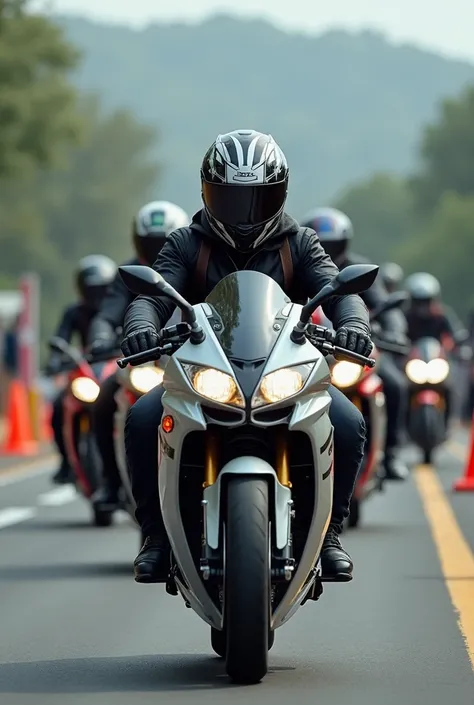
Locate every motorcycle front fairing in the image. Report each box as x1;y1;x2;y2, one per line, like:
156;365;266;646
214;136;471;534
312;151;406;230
156;271;334;630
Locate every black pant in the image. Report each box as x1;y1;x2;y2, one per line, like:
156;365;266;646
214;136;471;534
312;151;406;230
377;354;408;454
91;373;121;491
51;389;69;466
125;385;366;536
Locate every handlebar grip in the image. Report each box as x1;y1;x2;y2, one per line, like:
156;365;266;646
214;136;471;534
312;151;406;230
333;345;376;368
117;346;162;369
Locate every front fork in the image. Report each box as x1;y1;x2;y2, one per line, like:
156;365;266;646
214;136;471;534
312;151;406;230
200;428;295;583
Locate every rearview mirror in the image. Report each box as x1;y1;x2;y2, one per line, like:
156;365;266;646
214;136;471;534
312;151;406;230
118;265;165;297
331;264;380;296
118;265;205;344
299;264;379;325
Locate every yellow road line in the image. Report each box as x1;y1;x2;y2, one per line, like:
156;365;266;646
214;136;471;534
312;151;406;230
414;464;474;670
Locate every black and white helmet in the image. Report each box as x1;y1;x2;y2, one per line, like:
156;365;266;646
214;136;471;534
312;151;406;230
133;200;190;265
201;129;289;252
76;255;117;309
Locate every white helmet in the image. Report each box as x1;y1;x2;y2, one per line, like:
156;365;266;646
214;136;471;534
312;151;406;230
133;200;190;265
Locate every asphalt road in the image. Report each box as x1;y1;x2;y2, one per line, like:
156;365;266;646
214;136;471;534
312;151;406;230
0;435;473;705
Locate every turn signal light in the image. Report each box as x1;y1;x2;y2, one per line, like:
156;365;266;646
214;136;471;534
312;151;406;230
162;415;174;433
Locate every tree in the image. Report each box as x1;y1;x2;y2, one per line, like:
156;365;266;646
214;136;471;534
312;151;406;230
332;173;415;263
0;0;82;178
396;192;474;318
409;87;474;215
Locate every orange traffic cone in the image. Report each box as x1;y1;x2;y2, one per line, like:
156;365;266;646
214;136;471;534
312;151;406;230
1;380;38;456
453;414;474;492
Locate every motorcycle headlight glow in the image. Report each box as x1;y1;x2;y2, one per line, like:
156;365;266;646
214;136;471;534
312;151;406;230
427;358;450;384
129;366;164;394
71;377;100;403
331;361;363;389
405;358;450;385
253;364;314;407
183;365;244;407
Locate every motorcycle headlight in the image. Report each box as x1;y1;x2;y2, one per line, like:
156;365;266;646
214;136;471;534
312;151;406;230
183;365;244;407
71;377;100;403
405;359;427;384
253;364;314;407
129;366;164;394
331;361;363;389
427;358;450;384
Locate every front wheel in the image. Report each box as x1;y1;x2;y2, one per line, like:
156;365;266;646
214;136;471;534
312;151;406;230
93;507;114;527
224;477;270;684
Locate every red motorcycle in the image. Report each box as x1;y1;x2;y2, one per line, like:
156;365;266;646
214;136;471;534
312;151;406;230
311;291;408;527
49;336;118;526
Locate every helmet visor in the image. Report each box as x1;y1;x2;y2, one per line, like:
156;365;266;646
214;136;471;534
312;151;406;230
133;234;166;266
202;181;287;227
318;238;347;262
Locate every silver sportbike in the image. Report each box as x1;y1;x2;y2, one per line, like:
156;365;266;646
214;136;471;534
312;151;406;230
117;262;378;684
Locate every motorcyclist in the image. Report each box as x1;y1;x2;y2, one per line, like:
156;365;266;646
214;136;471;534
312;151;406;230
46;255;117;484
300;207;409;481
121;129;373;584
405;273;469;425
380;262;404;294
87;201;190;512
405;273;467;347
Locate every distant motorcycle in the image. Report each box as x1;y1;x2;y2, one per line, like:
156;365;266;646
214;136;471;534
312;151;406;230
114;359;166;523
48;337;118;527
405;337;451;464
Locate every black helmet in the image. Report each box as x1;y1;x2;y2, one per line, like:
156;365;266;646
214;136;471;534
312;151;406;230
132;200;190;266
300;207;353;265
76;255;117;309
405;272;441;303
201;129;289;252
380;262;404;293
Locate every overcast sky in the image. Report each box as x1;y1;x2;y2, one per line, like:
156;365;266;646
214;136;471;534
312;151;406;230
48;0;474;61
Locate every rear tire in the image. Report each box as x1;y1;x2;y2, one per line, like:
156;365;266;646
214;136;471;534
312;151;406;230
224;477;270;684
211;628;226;658
423;448;433;465
93;508;113;527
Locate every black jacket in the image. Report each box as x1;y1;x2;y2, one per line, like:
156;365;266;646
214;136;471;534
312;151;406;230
53;302;97;350
406;303;464;343
339;252;407;335
124;211;370;337
88;257;138;344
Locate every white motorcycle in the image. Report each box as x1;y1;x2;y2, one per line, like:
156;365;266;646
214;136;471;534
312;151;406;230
117;262;378;684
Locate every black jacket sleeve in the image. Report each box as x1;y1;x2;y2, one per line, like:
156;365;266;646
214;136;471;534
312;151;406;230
124;230;192;336
296;230;370;335
99;264;136;329
53;304;78;344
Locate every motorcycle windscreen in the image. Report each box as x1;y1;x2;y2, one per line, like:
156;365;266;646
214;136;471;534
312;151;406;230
205;271;290;362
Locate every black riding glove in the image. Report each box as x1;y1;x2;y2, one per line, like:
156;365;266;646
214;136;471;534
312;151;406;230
88;336;117;357
335;326;373;357
121;327;160;357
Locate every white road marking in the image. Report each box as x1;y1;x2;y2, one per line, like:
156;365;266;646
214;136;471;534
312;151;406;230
37;485;77;507
0;507;36;529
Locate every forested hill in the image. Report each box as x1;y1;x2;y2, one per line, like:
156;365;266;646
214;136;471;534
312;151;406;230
56;14;474;215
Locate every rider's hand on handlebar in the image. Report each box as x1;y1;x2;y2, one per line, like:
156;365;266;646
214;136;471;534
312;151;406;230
120;327;161;357
335;327;373;357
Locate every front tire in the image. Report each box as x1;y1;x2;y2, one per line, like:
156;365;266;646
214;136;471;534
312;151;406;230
93;507;113;527
224;477;270;684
